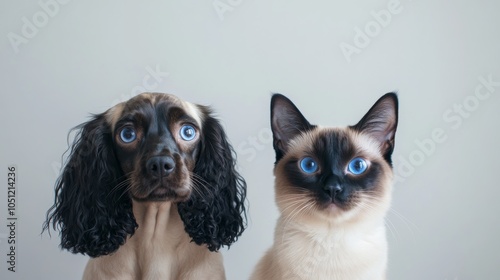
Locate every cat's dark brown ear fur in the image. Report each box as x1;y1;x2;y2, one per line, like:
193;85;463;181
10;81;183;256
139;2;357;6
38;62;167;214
351;92;399;164
271;94;315;162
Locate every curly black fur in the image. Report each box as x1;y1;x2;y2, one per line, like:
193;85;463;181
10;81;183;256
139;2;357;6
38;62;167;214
178;106;247;252
43;113;137;257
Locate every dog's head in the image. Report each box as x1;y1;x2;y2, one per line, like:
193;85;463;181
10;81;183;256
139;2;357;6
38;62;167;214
44;93;247;257
111;93;203;202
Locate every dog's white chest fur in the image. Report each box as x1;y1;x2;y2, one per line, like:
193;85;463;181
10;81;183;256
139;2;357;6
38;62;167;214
251;219;387;280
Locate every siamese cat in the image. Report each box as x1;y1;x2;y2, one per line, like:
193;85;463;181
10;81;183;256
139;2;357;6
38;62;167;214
250;93;398;280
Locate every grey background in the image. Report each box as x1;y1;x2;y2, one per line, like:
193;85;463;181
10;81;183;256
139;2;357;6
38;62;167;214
1;0;499;279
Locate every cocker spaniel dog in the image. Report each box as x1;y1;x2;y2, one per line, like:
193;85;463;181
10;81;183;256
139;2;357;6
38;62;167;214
44;93;247;279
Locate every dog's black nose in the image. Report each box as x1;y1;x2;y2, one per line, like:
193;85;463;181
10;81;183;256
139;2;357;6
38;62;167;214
147;156;175;177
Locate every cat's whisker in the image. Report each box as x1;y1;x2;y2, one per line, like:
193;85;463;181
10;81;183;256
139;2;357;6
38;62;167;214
280;200;308;218
388;208;420;234
355;198;400;240
384;217;399;240
280;200;313;245
277;195;310;204
358;192;419;238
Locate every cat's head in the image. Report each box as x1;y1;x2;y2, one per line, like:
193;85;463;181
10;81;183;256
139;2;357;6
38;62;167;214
271;93;398;226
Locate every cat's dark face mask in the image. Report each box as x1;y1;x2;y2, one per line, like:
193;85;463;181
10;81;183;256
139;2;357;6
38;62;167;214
270;93;398;221
280;129;387;211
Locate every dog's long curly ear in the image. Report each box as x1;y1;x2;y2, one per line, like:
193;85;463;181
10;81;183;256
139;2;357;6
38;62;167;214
178;106;247;252
43;112;137;257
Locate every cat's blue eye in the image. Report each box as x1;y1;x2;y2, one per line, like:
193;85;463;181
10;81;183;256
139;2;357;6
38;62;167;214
347;157;368;175
180;124;196;141
120;127;137;143
300;157;318;174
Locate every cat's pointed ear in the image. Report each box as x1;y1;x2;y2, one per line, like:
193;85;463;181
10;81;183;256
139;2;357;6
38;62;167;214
352;93;399;163
271;94;314;162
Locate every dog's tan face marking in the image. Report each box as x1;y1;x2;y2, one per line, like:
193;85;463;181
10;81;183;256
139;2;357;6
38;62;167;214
108;93;203;202
105;104;124;132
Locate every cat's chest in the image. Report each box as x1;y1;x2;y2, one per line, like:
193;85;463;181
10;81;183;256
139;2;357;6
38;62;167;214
277;228;386;280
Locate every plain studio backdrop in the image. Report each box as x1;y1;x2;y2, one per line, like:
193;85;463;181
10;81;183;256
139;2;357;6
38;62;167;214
1;0;499;279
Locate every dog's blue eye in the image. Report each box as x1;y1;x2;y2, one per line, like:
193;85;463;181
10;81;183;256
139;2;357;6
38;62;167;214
120;127;137;143
300;157;318;174
180;125;196;141
347;157;368;175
